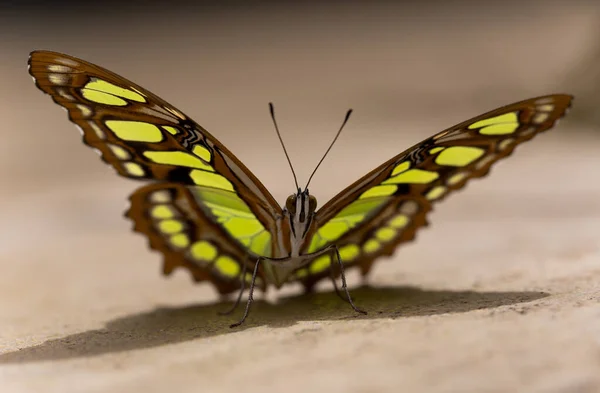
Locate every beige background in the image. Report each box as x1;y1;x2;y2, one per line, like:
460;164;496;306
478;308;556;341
1;2;600;392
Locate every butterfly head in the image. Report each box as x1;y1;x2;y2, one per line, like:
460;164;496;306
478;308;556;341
285;188;317;224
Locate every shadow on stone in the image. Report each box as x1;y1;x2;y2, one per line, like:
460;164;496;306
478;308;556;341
0;285;548;363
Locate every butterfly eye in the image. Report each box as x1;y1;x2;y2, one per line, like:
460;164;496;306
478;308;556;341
285;195;297;213
308;195;317;212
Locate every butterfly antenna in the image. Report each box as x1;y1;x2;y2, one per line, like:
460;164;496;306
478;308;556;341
269;103;299;190
305;109;353;189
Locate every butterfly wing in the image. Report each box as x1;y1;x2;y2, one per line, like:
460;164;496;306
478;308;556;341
29;50;283;293
126;182;270;294
294;94;573;288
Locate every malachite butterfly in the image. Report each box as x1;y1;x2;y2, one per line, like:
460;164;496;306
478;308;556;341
28;50;573;327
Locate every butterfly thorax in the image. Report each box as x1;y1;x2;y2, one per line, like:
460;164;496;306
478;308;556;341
283;188;318;258
260;189;320;287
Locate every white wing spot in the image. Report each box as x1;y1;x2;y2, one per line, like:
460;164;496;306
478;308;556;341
88;122;105;139
498;138;515;151
532;112;549;124
47;64;72;73
48;73;70;85
76;104;92;118
56;88;75;101
474;155;496;171
150;190;171;203
537;104;554;112
399;200;419;216
520;127;536;138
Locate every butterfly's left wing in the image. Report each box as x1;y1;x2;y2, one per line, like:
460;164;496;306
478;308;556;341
294;94;573;288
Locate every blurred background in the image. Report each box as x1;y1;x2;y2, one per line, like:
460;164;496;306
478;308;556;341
2;1;600;392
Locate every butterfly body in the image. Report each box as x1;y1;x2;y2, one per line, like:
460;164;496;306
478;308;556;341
256;188;323;287
28;50;573;325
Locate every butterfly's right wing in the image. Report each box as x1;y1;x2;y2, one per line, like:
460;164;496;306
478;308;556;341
127;183;271;294
29;50;284;293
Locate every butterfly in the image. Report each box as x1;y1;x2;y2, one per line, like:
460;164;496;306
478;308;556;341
29;50;573;327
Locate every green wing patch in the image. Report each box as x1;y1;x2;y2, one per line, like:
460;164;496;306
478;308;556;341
307;198;387;252
192;188;272;256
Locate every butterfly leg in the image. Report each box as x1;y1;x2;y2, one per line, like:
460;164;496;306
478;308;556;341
328;245;367;315
328;264;348;303
218;261;248;316
229;257;263;328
